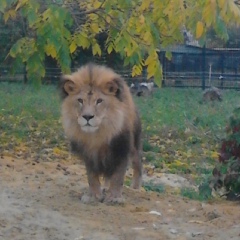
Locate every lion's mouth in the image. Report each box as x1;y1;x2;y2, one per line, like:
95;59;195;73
81;125;99;133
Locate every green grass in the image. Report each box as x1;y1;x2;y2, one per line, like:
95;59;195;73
136;88;238;134
1;83;240;198
0;83;66;160
143;182;165;193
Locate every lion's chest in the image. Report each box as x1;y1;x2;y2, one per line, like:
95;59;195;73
78;130;131;177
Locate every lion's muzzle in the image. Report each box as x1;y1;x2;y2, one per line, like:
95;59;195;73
78;114;99;133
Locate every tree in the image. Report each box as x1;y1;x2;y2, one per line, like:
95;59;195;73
0;0;240;86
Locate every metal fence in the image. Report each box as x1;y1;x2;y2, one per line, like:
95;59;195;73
160;45;240;89
0;44;240;89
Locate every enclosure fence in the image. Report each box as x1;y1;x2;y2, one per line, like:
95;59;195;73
0;45;240;90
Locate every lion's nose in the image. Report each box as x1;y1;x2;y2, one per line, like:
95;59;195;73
82;115;94;121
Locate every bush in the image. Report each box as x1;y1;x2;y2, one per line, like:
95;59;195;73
213;107;240;200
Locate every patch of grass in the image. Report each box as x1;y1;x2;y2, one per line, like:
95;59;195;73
143;182;165;193
180;188;202;200
180;186;212;201
143;139;160;153
145;152;156;162
0;83;66;161
0;83;60;138
136;88;238;134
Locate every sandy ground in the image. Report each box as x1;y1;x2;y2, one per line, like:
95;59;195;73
0;156;240;240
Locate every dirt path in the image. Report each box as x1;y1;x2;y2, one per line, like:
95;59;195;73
0;156;239;240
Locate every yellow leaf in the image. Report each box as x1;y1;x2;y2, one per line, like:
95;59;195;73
145;54;156;66
139;14;145;24
15;0;28;10
196;21;204;39
147;61;156;79
140;0;151;10
92;43;101;56
210;151;219;160
53;147;64;155
91;23;100;33
3;12;9;22
89;13;98;21
76;34;90;49
107;44;113;54
45;44;57;58
93;0;101;9
125;46;133;57
106;16;111;23
143;31;152;43
173;160;188;167
4;9;16;22
69;42;77;53
132;64;142;76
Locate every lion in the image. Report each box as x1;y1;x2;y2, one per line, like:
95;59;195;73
60;63;142;204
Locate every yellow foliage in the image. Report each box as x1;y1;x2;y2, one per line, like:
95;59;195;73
93;0;101;9
145;53;157;66
76;33;91;49
90;23;100;33
107;43;113;54
4;9;16;22
132;64;143;76
69;41;77;54
173;160;188;167
44;44;57;58
210;151;219;160
139;14;145;24
92;42;101;56
53;147;64;155
3;0;240;86
140;0;151;11
15;0;28;11
196;21;204;39
106;16;111;24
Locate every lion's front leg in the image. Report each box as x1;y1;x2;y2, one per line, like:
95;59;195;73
81;170;103;204
104;162;128;204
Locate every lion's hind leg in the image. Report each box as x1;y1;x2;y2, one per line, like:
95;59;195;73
131;149;142;189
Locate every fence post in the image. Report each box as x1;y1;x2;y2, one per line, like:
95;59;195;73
220;53;224;88
201;45;206;90
23;63;27;84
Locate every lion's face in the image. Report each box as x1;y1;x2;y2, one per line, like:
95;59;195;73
74;88;108;133
61;65;127;135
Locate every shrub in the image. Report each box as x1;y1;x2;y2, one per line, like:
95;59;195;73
213;107;240;200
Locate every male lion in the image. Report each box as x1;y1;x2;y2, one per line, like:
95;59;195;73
60;64;142;204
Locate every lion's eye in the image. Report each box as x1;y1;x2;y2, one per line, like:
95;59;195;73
78;98;83;104
96;98;103;105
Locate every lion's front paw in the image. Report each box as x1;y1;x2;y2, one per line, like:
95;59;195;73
104;192;125;205
80;192;104;204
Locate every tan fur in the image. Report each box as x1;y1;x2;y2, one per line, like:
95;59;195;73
61;64;142;204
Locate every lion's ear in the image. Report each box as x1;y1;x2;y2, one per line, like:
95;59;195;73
60;75;79;99
104;77;124;101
